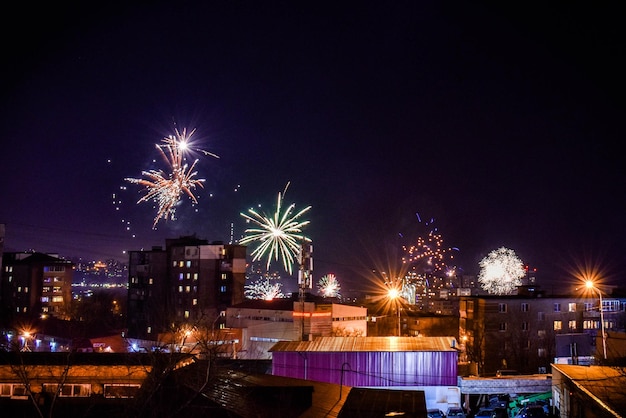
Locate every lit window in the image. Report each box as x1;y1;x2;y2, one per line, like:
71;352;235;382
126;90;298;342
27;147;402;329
186;260;191;268
568;320;576;330
179;273;184;281
568;303;576;312
184;311;190;318
41;297;49;303
220;285;227;293
172;261;177;267
178;286;183;293
178;261;184;267
193;273;198;281
186;273;191;280
553;320;562;330
52;296;63;303
149;278;153;285
192;299;198;306
185;286;190;293
221;273;228;281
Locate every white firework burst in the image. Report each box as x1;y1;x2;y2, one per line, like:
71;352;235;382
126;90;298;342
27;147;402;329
245;276;285;300
317;274;341;298
239;182;311;275
478;247;525;295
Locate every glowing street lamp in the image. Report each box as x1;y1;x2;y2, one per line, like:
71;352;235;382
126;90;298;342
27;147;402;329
585;280;607;360
388;288;401;336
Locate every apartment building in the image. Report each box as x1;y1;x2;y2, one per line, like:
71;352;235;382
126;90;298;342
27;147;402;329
0;252;74;323
459;288;626;375
126;236;246;340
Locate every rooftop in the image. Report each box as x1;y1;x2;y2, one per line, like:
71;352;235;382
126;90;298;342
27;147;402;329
270;336;457;352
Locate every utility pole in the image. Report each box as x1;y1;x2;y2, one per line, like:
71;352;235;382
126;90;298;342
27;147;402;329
298;242;313;341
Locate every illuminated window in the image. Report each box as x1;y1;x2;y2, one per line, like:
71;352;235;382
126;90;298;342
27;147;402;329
221;273;228;281
568;303;576;312
220;285;227;293
186;260;191;268
583;320;597;329
568;320;576;330
179;273;184;281
172;261;177;267
553;320;562;330
178;286;183;293
186;273;191;279
178;261;184;267
52;296;63;303
184;311;190;318
192;299;198;306
193;273;198;281
149;278;153;285
41;297;49;303
147;326;152;334
185;286;191;293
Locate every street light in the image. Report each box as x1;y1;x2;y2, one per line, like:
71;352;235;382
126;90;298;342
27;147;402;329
388;288;401;336
585;280;607;360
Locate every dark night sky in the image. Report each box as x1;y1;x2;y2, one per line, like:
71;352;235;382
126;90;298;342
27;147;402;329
1;1;624;293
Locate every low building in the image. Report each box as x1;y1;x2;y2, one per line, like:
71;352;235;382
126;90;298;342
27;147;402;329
225;299;367;359
270;336;461;412
552;363;626;417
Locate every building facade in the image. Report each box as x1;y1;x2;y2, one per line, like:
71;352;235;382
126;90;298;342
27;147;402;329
225;298;368;359
127;236;246;340
459;290;626;375
1;252;74;323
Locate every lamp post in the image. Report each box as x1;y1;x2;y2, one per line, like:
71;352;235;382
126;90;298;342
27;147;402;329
388;288;401;336
585;280;607;360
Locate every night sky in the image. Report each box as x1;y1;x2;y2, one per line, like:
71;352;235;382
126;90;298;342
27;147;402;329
1;2;624;293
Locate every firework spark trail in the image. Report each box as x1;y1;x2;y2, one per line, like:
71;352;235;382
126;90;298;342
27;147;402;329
317;274;341;298
239;182;311;275
478;247;525;295
125;128;218;228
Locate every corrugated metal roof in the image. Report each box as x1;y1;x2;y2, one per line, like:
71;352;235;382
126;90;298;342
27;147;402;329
269;336;457;352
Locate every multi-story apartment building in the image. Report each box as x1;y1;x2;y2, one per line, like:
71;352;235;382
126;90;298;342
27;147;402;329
127;236;246;340
0;252;74;323
459;287;626;375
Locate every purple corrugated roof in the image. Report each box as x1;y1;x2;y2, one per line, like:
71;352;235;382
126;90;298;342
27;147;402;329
269;336;457;352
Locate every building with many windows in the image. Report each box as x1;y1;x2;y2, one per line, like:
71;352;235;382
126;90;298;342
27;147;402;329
126;236;246;340
459;288;626;375
0;252;74;323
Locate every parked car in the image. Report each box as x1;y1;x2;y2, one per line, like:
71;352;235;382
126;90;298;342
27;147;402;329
446;407;466;418
427;409;446;418
474;408;495;418
514;405;547;418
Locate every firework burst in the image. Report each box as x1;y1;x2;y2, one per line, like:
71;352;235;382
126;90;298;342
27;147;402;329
239;183;311;275
317;274;341;298
245;276;285;300
478;247;525;295
125;128;218;228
